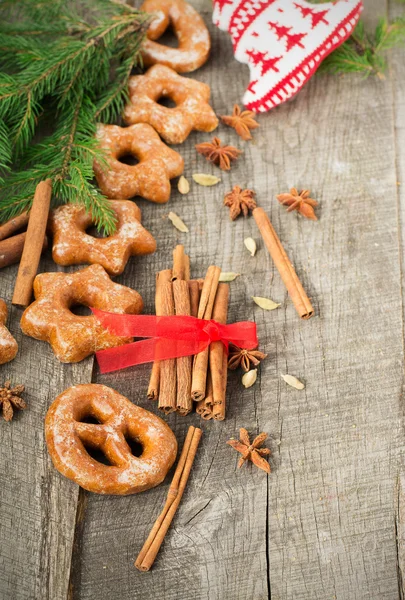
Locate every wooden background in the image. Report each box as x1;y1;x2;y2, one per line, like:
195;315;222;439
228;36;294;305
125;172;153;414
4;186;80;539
1;0;405;598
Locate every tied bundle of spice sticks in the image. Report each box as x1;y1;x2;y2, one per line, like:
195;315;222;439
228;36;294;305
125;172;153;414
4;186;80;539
147;245;228;421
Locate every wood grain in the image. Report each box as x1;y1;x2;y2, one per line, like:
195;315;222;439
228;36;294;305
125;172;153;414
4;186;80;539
264;1;405;596
389;0;405;596
0;260;94;600
2;0;405;598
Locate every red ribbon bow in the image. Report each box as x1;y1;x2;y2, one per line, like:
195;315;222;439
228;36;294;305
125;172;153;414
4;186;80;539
92;309;258;374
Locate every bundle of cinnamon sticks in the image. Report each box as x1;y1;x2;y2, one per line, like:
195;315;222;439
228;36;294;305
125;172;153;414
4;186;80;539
147;245;229;421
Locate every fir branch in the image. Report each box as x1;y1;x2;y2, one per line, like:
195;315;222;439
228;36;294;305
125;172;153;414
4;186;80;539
1;14;142;153
1;5;149;154
0;119;11;183
95;37;145;122
320;17;405;79
374;17;405;53
0;94;116;232
0;0;150;233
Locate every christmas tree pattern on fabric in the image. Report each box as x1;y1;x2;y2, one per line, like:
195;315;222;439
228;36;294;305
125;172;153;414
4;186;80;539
213;0;363;112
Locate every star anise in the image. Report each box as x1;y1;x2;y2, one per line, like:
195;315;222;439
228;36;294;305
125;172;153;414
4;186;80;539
0;381;26;422
220;104;259;141
224;186;257;220
195;137;242;171
228;343;267;372
276;188;318;220
227;428;271;473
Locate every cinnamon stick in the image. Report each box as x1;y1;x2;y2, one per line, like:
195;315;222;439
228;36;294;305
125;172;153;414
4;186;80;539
188;280;200;318
12;180;52;307
212;353;228;421
201;409;213;421
196;398;206;415
173;279;192;415
209;284;229;416
253;207;314;319
196;266;221;320
147;365;160;402
135;426;195;569
196;371;213;420
184;254;190;282
0;212;29;242
158;281;177;414
147;269;172;401
191;266;221;401
172;245;188;281
0;232;48;269
135;426;202;572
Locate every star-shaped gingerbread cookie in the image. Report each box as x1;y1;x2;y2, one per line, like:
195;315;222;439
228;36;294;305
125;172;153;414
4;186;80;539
50;200;156;276
93;123;184;203
123;65;218;145
0;299;18;364
20;264;143;363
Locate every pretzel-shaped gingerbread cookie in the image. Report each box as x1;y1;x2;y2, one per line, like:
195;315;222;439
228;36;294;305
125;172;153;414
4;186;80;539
93;123;184;203
20;264;143;363
124;65;218;145
45;384;178;494
0;299;18;364
141;0;210;73
50;201;156;276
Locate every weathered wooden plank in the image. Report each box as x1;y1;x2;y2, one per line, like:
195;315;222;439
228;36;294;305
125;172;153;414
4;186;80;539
0;259;93;600
389;0;405;595
265;1;405;598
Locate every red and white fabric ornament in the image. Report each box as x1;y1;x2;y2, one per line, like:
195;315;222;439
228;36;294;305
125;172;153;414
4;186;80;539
212;0;363;112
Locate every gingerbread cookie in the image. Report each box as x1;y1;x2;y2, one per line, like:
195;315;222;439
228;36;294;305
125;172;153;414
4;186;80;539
45;384;177;494
20;264;142;363
123;65;218;145
50;201;156;276
0;299;18;364
94;123;184;203
141;0;210;73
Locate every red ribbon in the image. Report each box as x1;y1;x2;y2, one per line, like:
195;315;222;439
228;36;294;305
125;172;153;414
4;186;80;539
92;308;258;374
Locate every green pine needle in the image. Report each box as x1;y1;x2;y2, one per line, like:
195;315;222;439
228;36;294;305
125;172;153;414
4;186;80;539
320;17;405;79
0;119;11;184
0;0;150;234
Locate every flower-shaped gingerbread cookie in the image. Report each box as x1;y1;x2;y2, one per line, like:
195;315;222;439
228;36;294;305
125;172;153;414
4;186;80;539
0;299;18;364
20;264;143;363
123;65;218;145
50;201;156;276
93;123;184;203
141;0;210;73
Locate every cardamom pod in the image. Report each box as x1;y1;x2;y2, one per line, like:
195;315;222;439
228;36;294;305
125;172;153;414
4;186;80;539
168;212;189;233
242;369;257;388
219;272;240;282
177;176;190;195
244;237;257;256
192;173;221;186
252;296;280;310
281;374;305;390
